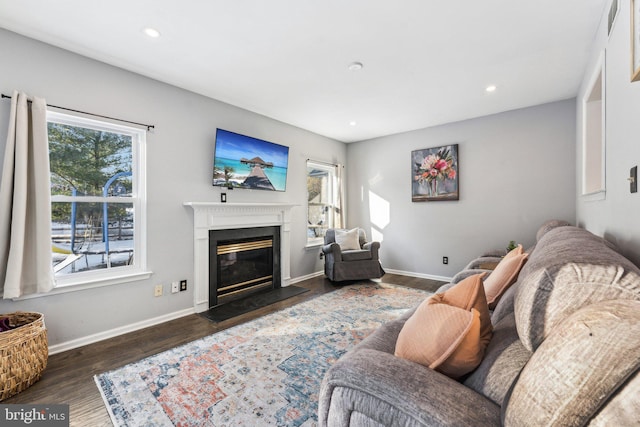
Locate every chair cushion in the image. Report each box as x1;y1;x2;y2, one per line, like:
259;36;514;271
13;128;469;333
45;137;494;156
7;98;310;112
335;228;361;251
394;274;492;378
341;250;373;261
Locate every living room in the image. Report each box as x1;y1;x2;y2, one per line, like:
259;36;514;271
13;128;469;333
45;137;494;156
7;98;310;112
0;0;639;424
0;0;636;351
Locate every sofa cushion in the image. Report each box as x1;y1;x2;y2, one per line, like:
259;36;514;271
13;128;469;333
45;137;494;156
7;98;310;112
503;300;640;426
514;226;640;351
534;219;571;242
335;228;361;251
394;274;492;378
484;251;528;309
587;369;640;427
463;312;532;406
490;281;518;325
320;349;502;427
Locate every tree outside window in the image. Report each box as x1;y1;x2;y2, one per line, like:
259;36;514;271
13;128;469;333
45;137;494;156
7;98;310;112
48;112;146;284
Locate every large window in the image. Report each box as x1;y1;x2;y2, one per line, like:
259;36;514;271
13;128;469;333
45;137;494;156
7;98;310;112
48;111;147;287
307;160;342;245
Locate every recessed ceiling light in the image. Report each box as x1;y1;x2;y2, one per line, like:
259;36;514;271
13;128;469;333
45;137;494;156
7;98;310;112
348;62;364;71
143;27;161;38
485;85;497;92
349;121;357;126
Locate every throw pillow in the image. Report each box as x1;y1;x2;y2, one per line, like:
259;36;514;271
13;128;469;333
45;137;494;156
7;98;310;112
334;228;360;251
430;272;492;349
503;244;523;260
394;274;492;378
484;252;529;309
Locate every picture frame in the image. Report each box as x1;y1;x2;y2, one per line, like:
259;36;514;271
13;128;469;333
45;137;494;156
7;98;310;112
632;0;640;81
411;144;459;202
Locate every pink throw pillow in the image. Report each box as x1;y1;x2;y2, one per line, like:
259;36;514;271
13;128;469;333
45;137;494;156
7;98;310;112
394;274;492;378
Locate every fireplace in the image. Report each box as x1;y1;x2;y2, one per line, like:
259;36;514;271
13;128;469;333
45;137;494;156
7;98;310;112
184;202;295;313
209;226;281;307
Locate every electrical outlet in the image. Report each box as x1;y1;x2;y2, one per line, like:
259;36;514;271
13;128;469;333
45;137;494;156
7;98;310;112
171;281;179;294
179;280;187;292
443;256;449;265
154;284;163;297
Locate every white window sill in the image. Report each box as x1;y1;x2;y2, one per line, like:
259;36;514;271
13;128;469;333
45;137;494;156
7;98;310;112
582;190;606;202
13;270;153;301
306;240;324;249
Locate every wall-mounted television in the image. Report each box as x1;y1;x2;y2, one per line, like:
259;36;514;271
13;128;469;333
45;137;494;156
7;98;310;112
212;129;289;192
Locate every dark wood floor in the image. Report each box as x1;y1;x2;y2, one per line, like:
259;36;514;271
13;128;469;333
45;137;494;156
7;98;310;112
4;274;443;426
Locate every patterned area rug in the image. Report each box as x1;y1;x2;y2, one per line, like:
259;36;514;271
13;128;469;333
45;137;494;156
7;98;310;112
95;282;430;426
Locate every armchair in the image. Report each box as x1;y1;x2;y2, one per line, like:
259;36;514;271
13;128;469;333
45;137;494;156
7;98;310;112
322;228;385;282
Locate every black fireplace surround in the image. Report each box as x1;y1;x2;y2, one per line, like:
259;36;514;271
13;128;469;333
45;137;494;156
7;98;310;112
208;226;281;308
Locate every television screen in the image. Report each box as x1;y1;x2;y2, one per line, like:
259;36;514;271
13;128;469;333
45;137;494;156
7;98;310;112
212;129;289;192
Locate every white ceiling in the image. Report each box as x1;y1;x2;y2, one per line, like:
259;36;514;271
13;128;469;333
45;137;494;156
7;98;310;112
0;0;607;142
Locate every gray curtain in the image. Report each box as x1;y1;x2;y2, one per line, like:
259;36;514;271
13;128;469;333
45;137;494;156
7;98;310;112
0;90;54;298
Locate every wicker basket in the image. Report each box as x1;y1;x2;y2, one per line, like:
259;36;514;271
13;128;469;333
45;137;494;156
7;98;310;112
0;312;48;401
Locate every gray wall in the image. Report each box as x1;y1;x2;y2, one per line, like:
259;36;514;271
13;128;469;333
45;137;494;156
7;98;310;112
576;0;640;265
346;100;577;278
0;29;345;348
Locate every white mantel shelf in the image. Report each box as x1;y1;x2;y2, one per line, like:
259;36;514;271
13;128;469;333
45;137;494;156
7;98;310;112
184;202;298;208
184;202;297;313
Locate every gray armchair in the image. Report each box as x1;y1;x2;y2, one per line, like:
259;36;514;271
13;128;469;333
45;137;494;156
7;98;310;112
322;228;385;282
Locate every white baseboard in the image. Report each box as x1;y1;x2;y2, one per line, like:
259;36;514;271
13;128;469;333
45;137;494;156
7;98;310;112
384;268;452;283
48;307;195;355
49;272;324;355
291;269;452;284
288;270;324;284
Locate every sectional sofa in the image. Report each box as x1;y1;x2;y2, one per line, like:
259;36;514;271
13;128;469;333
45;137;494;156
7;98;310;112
319;221;640;426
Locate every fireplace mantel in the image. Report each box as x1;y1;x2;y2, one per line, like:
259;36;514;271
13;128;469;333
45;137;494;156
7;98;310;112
184;202;296;312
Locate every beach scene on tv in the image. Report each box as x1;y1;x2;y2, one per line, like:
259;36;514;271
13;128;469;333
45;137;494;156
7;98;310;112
212;129;289;192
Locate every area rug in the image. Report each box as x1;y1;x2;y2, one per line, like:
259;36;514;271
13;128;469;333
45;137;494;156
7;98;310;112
95;282;430;426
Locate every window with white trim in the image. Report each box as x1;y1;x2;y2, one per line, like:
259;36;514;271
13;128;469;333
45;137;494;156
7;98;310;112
581;52;606;200
307;160;341;245
48;111;147;287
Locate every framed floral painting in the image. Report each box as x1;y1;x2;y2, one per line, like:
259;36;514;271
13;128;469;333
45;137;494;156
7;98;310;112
411;144;459;202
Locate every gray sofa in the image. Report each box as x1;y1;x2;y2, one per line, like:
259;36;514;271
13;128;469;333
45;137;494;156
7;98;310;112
319;223;640;426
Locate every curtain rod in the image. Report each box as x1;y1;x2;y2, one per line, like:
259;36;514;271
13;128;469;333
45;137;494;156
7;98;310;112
1;94;155;131
307;158;342;168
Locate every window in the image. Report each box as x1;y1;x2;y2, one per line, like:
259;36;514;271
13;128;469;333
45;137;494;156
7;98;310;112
581;53;606;200
307;160;342;245
48;111;148;288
